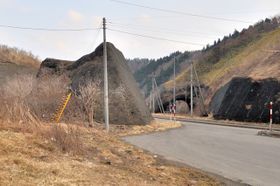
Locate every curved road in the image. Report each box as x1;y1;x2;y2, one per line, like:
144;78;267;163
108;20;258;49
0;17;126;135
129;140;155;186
124;119;280;186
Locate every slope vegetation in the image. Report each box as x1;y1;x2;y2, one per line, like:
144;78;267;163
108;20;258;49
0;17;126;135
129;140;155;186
0;45;40;85
164;17;280;97
128;51;194;96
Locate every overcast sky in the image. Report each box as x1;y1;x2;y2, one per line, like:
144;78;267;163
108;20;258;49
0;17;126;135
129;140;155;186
0;0;280;61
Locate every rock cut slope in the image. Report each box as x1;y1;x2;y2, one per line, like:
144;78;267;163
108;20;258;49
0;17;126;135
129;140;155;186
210;77;280;123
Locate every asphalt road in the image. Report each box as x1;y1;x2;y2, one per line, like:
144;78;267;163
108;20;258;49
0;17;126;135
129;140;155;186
124;119;280;186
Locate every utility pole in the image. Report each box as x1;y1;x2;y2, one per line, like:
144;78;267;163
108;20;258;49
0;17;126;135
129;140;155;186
149;93;152;111
103;17;109;132
173;57;176;118
152;75;155;113
190;62;193;117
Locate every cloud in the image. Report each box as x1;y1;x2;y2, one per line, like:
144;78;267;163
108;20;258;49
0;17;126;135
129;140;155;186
91;16;103;27
68;10;84;23
0;0;13;6
0;0;32;13
61;10;102;28
137;14;152;23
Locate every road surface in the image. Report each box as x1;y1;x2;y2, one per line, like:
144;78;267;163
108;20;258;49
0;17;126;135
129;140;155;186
124;119;280;186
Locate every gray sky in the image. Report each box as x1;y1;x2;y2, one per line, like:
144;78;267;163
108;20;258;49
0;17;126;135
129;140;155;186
0;0;280;60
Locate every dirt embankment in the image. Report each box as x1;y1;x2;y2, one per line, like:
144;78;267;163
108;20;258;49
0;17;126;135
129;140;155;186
0;121;220;186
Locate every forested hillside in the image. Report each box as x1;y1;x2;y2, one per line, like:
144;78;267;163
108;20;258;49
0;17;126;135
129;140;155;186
127;51;193;96
128;17;280;98
166;17;280;98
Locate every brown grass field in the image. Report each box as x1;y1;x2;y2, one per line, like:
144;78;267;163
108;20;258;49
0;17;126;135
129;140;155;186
0;120;220;186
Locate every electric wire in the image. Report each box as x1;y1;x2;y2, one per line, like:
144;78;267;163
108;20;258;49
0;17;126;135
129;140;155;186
0;24;101;32
108;21;220;39
89;22;103;50
108;28;205;46
109;0;254;24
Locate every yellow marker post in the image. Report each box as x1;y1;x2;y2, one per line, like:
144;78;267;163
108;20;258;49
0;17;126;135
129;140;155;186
53;92;72;123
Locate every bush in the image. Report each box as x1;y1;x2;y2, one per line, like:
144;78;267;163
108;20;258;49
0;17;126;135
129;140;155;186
44;124;84;155
0;74;85;154
28;75;70;122
0;74;38;124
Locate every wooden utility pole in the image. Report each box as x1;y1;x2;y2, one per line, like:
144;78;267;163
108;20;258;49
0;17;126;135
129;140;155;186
173;57;176;118
152;75;155;113
103;17;109;132
173;58;176;105
190;62;193;117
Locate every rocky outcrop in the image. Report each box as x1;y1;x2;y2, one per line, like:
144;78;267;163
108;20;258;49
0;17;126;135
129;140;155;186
37;43;152;125
210;77;280;123
37;58;73;78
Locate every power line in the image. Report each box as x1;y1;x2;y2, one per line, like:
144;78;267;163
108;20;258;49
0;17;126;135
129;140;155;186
0;24;101;32
108;21;219;39
108;28;205;46
89;22;103;50
109;0;254;24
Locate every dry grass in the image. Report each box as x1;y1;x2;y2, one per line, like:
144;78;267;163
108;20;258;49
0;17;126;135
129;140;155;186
42;124;85;155
107;120;182;137
0;74;39;126
0;45;40;68
0;121;220;186
0;72;220;185
200;28;280;87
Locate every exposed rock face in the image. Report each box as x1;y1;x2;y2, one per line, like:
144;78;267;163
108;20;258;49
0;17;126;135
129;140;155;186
37;58;72;77
210;77;280;123
37;43;152;125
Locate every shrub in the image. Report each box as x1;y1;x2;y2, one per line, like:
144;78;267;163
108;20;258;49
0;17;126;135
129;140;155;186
44;124;84;155
0;74;38;124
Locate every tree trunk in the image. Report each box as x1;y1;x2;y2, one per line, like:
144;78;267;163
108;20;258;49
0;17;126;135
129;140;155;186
88;108;94;127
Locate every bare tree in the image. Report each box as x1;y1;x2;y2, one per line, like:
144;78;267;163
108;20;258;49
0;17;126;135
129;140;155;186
77;81;126;127
77;80;101;127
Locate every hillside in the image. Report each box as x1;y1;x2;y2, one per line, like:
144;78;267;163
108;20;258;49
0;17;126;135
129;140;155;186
129;17;280;122
0;45;40;85
129;17;280;99
127;51;194;96
168;17;280;101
